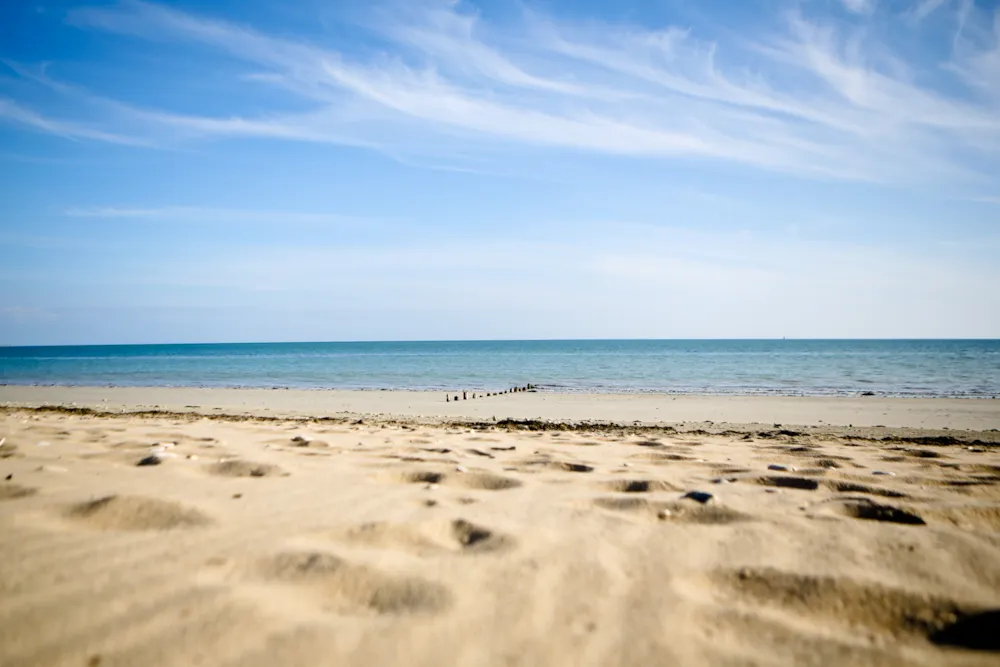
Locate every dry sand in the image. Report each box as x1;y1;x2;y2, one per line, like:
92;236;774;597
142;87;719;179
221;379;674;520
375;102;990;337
1;390;999;666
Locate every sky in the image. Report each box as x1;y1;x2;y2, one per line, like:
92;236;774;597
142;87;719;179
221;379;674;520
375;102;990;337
1;0;999;345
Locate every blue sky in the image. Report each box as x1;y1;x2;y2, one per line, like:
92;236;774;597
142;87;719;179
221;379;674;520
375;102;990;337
1;0;998;345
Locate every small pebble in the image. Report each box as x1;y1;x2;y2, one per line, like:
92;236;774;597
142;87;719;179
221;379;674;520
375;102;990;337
456;465;468;473
232;493;242;499
657;509;672;520
424;483;438;490
0;437;6;447
4;473;11;481
37;441;51;447
767;464;789;471
764;488;779;494
682;490;714;504
137;455;162;466
872;470;896;476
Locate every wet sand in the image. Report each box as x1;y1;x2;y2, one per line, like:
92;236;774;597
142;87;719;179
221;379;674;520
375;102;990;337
2;385;999;430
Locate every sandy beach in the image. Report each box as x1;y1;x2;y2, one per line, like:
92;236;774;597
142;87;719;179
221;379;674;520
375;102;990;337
1;389;999;666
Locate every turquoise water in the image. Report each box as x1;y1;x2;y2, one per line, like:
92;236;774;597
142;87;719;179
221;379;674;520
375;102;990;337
1;340;998;397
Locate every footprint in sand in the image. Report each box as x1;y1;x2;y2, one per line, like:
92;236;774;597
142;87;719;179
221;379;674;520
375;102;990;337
379;469;522;490
63;495;213;530
336;518;513;555
226;551;452;616
205;459;285;478
283;436;330;449
750;475;821;491
598;479;680;493
0;441;22;459
511;457;594;473
709;566;999;650
592;496;749;524
823;480;908;498
631;439;665;448
809;497;926;525
0;483;37;500
628;452;691;463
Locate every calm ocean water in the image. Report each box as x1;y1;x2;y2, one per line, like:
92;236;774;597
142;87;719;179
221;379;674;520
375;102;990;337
1;340;998;398
0;340;1000;397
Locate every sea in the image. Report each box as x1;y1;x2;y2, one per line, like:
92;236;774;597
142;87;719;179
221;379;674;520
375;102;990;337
1;340;998;398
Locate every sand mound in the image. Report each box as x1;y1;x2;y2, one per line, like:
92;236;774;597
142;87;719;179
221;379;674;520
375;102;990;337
921;504;1000;531
65;495;212;530
257;551;451;615
712;567;987;644
960;464;1000;475
206;459;283;478
0;483;36;500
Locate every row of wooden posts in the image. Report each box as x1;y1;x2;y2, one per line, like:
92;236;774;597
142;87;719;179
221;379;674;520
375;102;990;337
446;384;536;402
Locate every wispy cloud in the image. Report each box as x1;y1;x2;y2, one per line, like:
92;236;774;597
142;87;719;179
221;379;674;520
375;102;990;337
1;0;997;190
841;0;877;15
63;206;368;226
912;0;948;21
0;97;152;146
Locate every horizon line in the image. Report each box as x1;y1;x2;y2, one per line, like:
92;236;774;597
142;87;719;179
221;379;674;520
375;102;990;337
3;337;1000;349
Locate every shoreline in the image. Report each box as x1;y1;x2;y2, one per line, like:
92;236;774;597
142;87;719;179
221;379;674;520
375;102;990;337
3;382;998;400
2;385;999;432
